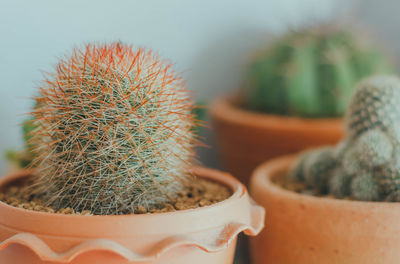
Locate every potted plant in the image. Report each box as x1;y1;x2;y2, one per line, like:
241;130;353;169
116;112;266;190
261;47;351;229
211;25;393;185
0;43;264;264
250;75;400;264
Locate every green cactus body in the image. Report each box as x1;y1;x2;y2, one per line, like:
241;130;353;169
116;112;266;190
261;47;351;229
351;172;380;201
5;117;37;168
246;42;292;114
353;129;393;166
376;153;400;199
244;27;392;118
378;164;400;197
342;145;362;175
342;129;393;176
291;75;400;202
346;76;400;138
302;147;337;192
328;168;352;198
26;43;197;215
290;150;312;183
285;37;320;115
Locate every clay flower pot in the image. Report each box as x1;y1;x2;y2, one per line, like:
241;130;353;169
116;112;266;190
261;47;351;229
211;96;343;185
250;155;400;264
0;167;264;264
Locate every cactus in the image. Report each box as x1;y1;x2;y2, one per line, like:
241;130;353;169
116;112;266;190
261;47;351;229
243;26;392;117
25;43;197;215
6;117;37;168
293;147;337;193
353;129;393;166
291;75;400;202
328;168;352;198
351;172;380;201
291;150;312;183
376;152;400;201
346;75;400;137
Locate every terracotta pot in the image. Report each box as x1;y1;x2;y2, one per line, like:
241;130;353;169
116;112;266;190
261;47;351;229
0;167;264;264
211;96;343;185
250;155;400;264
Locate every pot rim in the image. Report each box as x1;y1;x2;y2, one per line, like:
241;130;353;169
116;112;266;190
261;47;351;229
251;154;400;209
0;166;265;262
0;166;265;237
0;166;242;219
211;95;343;132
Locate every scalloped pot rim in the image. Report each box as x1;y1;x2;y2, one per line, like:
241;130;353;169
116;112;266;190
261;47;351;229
0;167;265;262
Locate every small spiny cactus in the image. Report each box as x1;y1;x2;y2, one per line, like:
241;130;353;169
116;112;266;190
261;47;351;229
298;147;337;192
346;76;400;138
243;26;392;117
351;172;380;201
26;43;197;215
291;75;400;201
328;168;352;198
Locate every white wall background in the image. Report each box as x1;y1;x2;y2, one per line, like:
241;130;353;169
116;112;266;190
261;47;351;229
0;0;396;173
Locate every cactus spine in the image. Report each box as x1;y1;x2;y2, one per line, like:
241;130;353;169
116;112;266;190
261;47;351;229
291;75;400;201
27;43;197;215
243;26;392;117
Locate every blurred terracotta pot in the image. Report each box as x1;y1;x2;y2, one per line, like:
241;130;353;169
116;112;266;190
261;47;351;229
0;167;264;264
210;96;343;185
250;155;400;264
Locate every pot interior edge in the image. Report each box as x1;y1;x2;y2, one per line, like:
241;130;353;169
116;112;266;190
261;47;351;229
258;155;400;208
0;167;240;217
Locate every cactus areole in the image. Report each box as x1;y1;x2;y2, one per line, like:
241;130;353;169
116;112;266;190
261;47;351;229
25;43;200;215
243;27;392;118
291;75;400;202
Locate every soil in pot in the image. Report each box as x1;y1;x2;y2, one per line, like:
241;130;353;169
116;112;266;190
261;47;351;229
273;173;354;200
0;175;231;215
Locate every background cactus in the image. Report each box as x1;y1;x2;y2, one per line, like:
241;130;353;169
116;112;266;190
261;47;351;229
243;26;393;117
6;117;37;168
25;43;197;215
291;75;400;201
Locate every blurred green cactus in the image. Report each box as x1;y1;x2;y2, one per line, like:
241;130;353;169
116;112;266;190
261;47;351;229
243;26;393;117
5;117;37;168
291;75;400;201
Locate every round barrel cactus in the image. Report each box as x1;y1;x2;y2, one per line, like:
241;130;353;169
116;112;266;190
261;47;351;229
291;75;400;202
243;26;393;117
27;43;197;215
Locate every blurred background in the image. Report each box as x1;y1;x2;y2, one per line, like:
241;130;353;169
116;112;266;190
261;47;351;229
0;0;398;172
